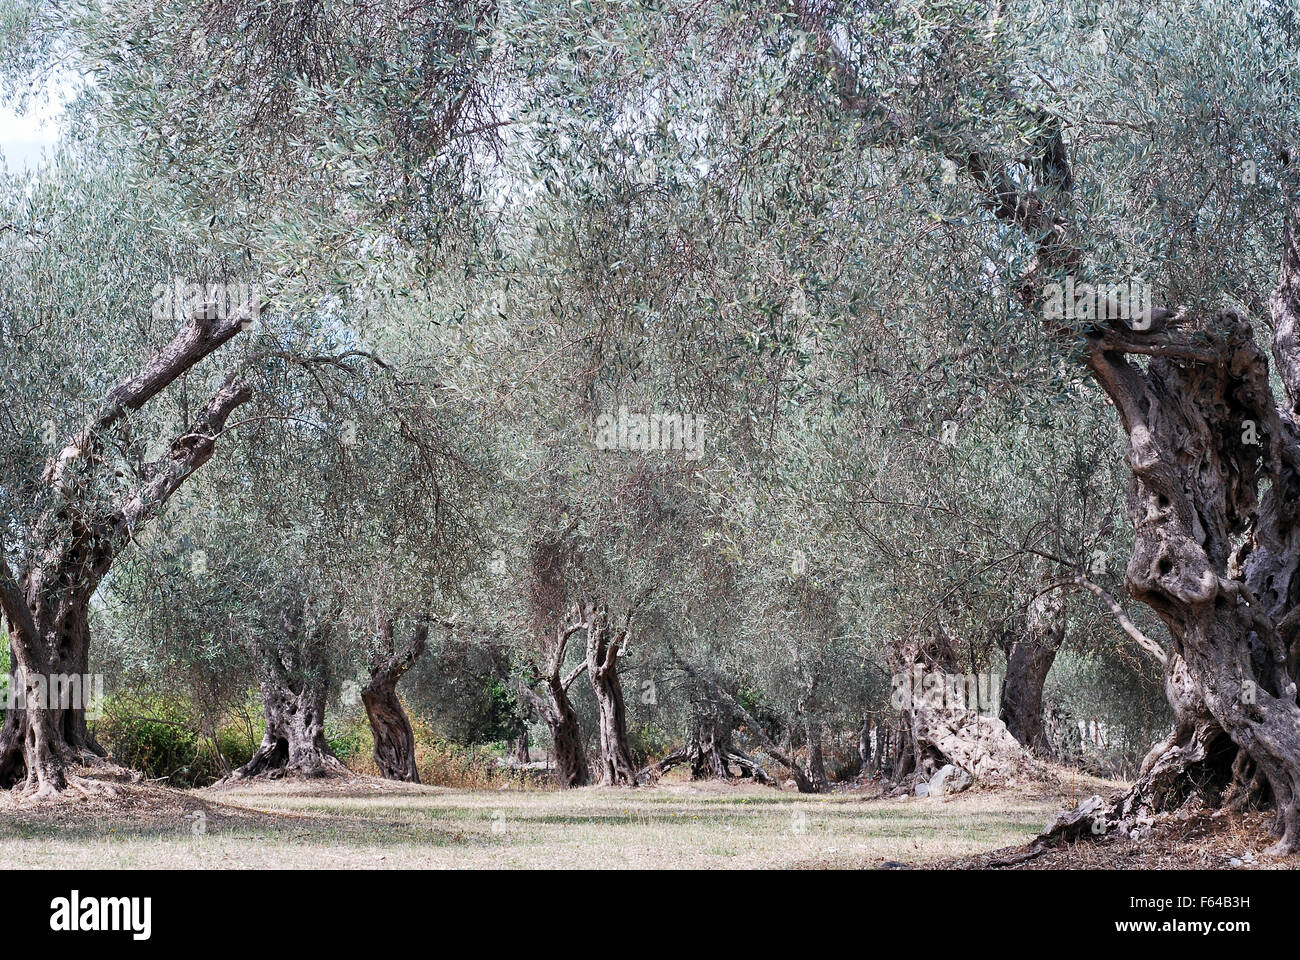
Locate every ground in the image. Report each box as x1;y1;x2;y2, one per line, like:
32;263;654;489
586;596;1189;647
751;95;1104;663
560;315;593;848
0;765;1287;868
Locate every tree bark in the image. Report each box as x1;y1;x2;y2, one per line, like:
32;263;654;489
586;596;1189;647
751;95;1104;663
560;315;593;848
1079;305;1300;853
1036;654;1238;851
516;611;590;789
362;620;428;783
639;699;774;785
0;599;103;794
227;606;346;781
869;719;889;776
803;717;830;792
999;592;1066;755
0;304;251;796
546;674;589;789
858;719;872;778
888;630;1033;787
581;603;639;786
231;677;344;780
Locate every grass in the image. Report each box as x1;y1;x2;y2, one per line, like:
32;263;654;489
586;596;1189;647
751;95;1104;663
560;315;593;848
0;777;1068;869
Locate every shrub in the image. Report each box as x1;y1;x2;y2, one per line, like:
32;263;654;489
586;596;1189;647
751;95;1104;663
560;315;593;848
96;693;257;787
341;711;546;788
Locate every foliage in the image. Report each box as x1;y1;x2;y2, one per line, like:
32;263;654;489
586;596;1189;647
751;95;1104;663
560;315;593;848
95;693;258;787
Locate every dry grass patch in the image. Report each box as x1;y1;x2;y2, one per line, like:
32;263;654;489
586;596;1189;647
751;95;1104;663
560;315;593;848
0;774;1072;869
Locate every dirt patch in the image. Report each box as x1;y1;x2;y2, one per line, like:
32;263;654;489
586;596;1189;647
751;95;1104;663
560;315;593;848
941;808;1291;869
0;765;268;834
202;771;438;799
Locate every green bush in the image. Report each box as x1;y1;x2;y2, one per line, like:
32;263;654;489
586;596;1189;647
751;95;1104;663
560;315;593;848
325;715;370;765
97;694;257;787
628;721;671;768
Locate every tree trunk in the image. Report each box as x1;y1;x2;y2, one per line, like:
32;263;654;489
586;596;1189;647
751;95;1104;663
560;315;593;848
889;632;1033;788
892;720;915;781
230;677;344;780
858;719;871;778
690;713;731;779
870;719;887;776
665;643;819;791
1081;305;1300;853
583;604;638;786
515;610;590;789
0;305;251;797
639;700;774;785
361;620;427;783
546;673;589;788
0;596;105;794
1039;293;1300;855
227;610;346;782
1037;654;1238;851
362;677;420;783
510;729;531;764
1000;592;1066;755
803;717;830;792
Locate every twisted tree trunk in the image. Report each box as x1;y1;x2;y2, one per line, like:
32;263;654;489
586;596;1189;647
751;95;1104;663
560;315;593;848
888;631;1033;788
233;678;344;780
1078;302;1300;853
0;304;251;797
1000;592;1066;755
362;620;428;783
0;598;103;794
640;699;774;784
545;674;589;789
516;611;590;789
228;607;346;781
582;603;638;786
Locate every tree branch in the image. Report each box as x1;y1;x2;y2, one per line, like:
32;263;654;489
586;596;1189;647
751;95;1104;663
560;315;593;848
1041;575;1168;666
44;303;252;488
109;377;254;541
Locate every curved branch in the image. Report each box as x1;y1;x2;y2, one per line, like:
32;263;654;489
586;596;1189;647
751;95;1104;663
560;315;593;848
1039;575;1168;666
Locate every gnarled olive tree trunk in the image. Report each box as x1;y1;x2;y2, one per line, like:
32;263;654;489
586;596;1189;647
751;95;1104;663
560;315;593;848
640;697;774;784
234;679;343;780
542;673;589;789
0;305;251;797
362;620;428;783
887;630;1033;788
516;612;590;789
1076;301;1300;852
581;603;638;786
0;595;103;793
999;592;1066;755
228;608;345;781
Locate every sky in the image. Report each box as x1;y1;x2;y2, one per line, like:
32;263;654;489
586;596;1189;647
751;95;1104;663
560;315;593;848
0;105;58;173
0;78;75;174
